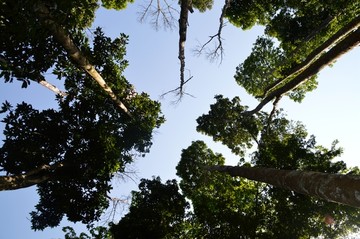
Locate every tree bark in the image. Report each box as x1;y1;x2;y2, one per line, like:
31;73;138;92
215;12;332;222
34;3;131;117
38;79;67;97
178;0;190;94
0;56;67;96
246;27;360;115
262;15;360;97
207;165;360;208
0;163;64;191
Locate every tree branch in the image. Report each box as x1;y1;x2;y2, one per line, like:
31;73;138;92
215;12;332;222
34;2;132;117
0;56;67;97
245;27;360;116
137;0;178;30
262;15;360;98
193;0;231;63
0;162;64;191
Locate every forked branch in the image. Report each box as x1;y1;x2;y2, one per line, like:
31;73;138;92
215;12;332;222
193;0;231;63
138;0;178;30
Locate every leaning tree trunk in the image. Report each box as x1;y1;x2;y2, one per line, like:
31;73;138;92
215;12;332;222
0;163;64;191
34;3;131;117
207;165;360;208
246;27;360;115
262;15;360;97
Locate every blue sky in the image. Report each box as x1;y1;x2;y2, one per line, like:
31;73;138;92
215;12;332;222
0;1;359;238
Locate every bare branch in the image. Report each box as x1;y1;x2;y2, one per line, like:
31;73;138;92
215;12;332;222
102;196;130;223
137;0;178;30
160;76;194;103
193;0;231;63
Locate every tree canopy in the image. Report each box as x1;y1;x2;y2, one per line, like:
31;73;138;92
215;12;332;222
1;0;164;231
1;0;360;238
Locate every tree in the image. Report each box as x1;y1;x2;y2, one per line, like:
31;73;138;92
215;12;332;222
176;141;263;238
193;95;360;237
61;226;113;239
110;177;188;239
0;3;165;230
206;165;360;208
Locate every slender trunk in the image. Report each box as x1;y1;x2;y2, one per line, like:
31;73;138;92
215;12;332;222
207;165;360;208
0;163;64;191
178;0;190;93
246;27;360;115
38;79;67;97
262;15;360;97
34;3;131;117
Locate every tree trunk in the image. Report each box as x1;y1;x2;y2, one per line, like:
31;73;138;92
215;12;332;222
246;27;360;115
207;165;360;208
178;0;190;93
262;15;360;97
0;163;64;191
34;3;131;117
0;56;67;96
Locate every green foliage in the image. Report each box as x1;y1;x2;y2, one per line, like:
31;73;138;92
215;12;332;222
229;0;359;104
62;226;112;239
225;0;277;29
0;28;164;230
234;36;285;98
176;141;261;238
101;0;134;10
110;177;188;239
191;0;213;12
196;95;258;156
177;96;360;238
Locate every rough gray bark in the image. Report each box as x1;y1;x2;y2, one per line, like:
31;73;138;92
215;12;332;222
34;3;132;117
207;165;360;208
246;27;360;115
0;163;64;191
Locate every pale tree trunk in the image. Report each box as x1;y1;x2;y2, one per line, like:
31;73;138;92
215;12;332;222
34;3;132;117
207;165;360;208
0;56;67;97
246;27;360;115
0;163;64;191
38;79;67;97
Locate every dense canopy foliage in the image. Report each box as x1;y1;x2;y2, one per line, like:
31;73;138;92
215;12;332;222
1;0;164;230
1;0;359;238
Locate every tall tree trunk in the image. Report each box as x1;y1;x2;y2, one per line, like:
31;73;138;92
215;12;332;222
246;27;360;115
34;3;132;117
0;163;64;191
262;15;360;97
178;0;190;94
207;165;360;208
